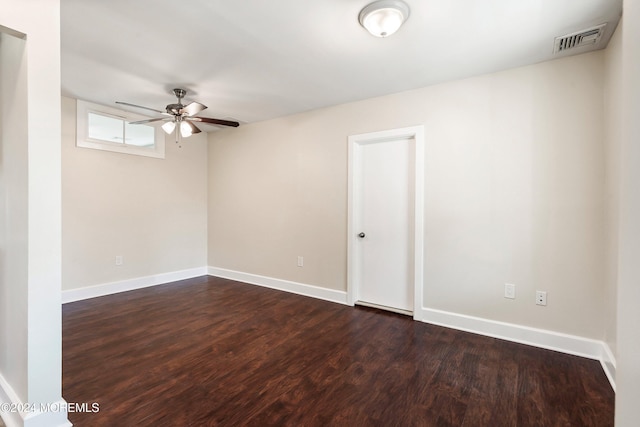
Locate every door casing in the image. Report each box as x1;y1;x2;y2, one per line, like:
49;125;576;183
347;125;425;320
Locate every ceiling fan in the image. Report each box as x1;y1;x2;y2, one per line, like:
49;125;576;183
116;88;239;139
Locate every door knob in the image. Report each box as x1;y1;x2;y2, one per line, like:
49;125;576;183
358;232;366;238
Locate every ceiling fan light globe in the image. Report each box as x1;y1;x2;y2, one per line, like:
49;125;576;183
180;121;193;138
162;121;176;134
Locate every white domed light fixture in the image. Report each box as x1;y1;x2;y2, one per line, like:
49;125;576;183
359;0;410;38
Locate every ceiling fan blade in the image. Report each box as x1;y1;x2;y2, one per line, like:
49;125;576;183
182;101;207;117
128;117;168;125
186;121;202;134
189;116;240;127
115;101;165;114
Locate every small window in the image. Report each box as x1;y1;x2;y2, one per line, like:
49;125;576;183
77;99;165;158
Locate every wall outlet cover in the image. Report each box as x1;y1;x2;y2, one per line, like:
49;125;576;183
536;291;547;306
504;283;516;299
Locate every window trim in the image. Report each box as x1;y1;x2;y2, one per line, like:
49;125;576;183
76;99;165;159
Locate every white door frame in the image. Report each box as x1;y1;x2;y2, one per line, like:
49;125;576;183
347;125;425;320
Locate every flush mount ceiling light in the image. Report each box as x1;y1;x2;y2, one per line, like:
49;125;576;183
359;0;410;38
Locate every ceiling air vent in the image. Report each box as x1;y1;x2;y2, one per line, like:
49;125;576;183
553;23;607;54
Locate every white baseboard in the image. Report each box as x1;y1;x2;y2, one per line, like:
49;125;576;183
61;267;208;303
0;374;71;427
207;266;349;305
600;342;617;392
420;307;616;390
0;373;23;427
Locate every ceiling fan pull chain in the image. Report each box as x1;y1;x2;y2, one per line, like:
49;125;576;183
176;127;183;148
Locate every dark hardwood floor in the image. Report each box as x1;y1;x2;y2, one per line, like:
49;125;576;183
62;276;614;426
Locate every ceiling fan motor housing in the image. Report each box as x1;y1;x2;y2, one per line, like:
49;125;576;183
167;103;184;115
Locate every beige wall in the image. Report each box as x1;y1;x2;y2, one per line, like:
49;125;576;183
209;51;606;339
0;0;67;425
615;1;640;423
0;29;30;407
603;22;622;368
62;96;208;290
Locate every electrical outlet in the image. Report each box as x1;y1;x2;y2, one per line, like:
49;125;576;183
297;256;304;267
536;291;547;306
115;255;123;266
504;283;515;299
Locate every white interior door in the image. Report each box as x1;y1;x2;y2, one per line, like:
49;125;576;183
359;138;414;312
349;128;422;315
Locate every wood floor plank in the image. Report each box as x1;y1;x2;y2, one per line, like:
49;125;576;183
62;276;614;426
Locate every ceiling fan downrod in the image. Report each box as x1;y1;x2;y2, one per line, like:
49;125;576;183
173;88;186;103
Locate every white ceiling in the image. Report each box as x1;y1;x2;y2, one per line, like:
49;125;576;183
61;0;622;128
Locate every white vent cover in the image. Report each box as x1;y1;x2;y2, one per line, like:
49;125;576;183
553;23;607;54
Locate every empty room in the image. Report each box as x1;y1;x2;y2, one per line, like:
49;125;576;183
1;0;639;426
